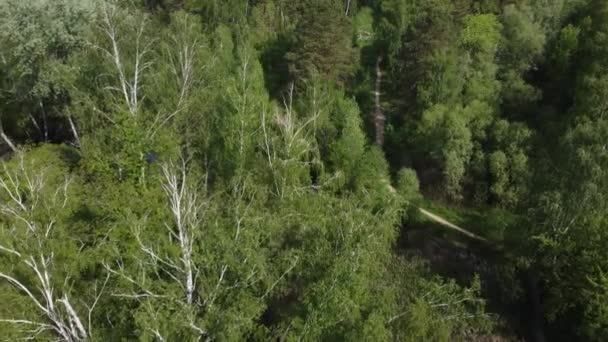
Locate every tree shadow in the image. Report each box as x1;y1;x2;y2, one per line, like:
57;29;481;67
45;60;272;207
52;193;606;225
258;34;292;101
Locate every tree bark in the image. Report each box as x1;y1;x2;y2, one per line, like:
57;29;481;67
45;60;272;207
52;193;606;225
39;101;48;142
0;132;17;153
0;119;17;153
374;56;386;147
29;113;42;135
68;114;81;148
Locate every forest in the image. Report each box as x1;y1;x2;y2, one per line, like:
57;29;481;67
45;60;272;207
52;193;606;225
0;0;607;340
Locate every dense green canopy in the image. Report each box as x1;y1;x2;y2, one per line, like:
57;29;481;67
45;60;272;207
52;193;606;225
0;0;606;341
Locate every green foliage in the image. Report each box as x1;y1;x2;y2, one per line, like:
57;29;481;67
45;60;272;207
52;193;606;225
286;0;356;84
499;4;546;109
375;0;411;64
210;43;270;182
328;99;367;188
0;0;91;99
389;258;493;341
460;14;502;54
486;120;532;206
0;0;92;142
249;0;282;45
185;0;249;27
415;104;473;199
383;0;457;111
551;24;581;70
0;146;100;340
353;7;375;48
413;198;521;243
519;3;608;338
8;0;608;340
459;14;502;105
397;168;420;202
584;270;608;339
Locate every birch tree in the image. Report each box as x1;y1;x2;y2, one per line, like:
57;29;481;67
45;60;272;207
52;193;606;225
0;148;107;341
104;158;267;340
147;12;209;140
92;1;153;118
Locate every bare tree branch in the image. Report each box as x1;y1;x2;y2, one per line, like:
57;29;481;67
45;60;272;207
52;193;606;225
0;158;99;341
161;158;202;304
0;118;18;153
67;114;81;148
263;257;298;299
97;2;152;117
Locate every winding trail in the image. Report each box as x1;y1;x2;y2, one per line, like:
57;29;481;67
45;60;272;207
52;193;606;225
385;181;487;242
417;207;488;242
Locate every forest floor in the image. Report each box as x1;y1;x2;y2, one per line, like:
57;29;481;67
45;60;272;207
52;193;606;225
403;200;528;341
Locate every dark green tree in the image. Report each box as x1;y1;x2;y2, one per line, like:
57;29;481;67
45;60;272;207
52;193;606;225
286;0;356;85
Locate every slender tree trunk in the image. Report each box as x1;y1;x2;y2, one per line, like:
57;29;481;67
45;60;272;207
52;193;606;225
345;0;351;16
39;101;48;142
374;56;386;147
67;115;81;148
0;119;17;153
29;113;42;136
0;132;17;153
161;160;200;305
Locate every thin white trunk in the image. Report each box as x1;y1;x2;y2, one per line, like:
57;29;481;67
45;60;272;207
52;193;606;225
161;159;201;305
29;113;42;134
101;4;131;114
374;56;386;146
148;31;198;139
131;21;147;115
39;101;48;142
0;117;16;153
0;165;94;341
67;115;81;148
59;296;88;340
99;3;150;117
1;132;17;153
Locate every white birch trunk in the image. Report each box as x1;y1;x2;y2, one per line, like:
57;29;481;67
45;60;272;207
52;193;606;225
161;159;201;305
0;157;99;341
374;56;386;147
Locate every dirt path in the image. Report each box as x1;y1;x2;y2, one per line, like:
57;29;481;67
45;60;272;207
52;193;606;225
385;182;487;242
417;207;488;242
